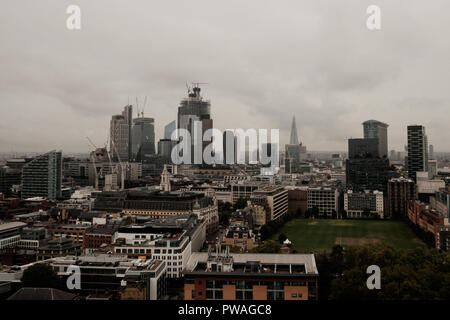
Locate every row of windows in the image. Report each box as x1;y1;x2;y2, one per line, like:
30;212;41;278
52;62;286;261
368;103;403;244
115;248;183;255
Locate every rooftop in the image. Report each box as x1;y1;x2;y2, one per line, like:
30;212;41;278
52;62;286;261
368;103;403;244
185;252;318;275
0;221;27;232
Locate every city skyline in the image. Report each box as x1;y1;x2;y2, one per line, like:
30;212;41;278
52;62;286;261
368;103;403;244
1;1;450;153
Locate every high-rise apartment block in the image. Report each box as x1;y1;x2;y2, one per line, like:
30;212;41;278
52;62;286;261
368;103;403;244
21;151;62;200
407;125;428;183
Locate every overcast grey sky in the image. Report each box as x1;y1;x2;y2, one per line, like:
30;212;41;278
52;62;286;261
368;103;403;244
0;0;449;153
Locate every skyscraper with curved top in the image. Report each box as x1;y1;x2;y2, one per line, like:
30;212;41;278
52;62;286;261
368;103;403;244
362;120;388;158
132;117;156;161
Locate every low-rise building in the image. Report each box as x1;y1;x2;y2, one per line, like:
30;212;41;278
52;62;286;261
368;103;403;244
184;249;319;300
113;214;205;278
408;200;446;249
344;190;384;219
387;177;416;219
223;224;255;251
37;238;82;260
307;186;339;217
51;254;166;300
251;186;288;221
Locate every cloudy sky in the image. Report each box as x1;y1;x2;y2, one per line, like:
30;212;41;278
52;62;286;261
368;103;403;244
0;0;449;154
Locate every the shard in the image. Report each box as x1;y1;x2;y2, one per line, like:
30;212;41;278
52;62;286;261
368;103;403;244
290;116;299;145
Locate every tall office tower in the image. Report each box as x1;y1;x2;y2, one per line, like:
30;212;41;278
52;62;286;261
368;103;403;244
110;105;133;162
131;117;155;161
407;125;428;183
21;150;62;200
223;129;237;164
177;86;213;165
164;120;176;140
285;116;302;173
363;120;389;158
346;138;390;192
123;105;133;160
429;144;434;160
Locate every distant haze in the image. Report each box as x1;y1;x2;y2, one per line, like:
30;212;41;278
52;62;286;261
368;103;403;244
1;0;449;153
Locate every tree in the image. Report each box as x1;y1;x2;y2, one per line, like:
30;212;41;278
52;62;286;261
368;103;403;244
21;263;61;288
251;240;281;253
260;224;274;241
311;206;319;219
278;233;287;243
342;210;348;220
235;197;248;209
326;244;450;300
331;209;337;219
219;210;232;226
362;208;371;219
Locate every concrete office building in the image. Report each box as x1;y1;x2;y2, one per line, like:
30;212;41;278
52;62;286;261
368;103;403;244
307;186;339;217
113;214;206;278
116;190;218;233
51;254;167;300
407;125;428;183
251;187;288;221
344;190;384;219
21;151;62;200
110;105;133;162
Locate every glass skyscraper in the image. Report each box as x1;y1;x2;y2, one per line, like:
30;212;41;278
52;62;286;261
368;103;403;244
131;117;156;161
362;120;389;158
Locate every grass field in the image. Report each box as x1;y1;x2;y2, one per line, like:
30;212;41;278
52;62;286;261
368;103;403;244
271;219;424;252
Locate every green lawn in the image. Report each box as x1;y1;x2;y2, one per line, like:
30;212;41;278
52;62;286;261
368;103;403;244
271;219;424;252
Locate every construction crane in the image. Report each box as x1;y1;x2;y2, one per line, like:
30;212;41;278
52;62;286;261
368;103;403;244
110;138;125;190
86;137;100;190
191;82;209;87
135;96;148;118
86;136;97;150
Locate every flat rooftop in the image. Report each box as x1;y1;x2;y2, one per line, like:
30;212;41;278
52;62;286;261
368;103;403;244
185;252;318;275
0;221;27;232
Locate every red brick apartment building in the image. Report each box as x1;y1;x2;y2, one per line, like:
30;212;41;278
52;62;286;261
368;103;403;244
407;200;445;248
287;188;308;216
